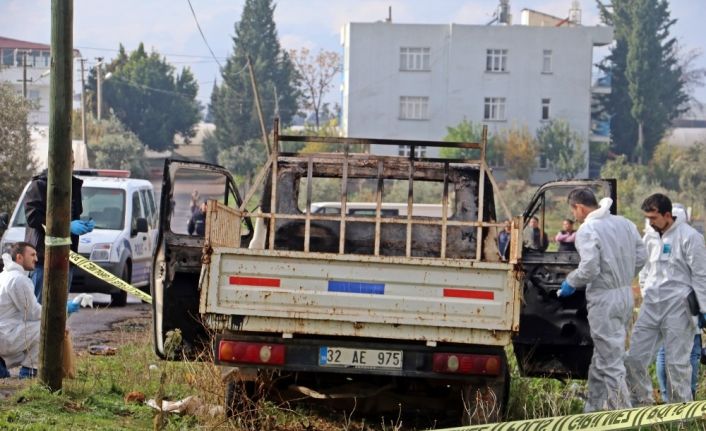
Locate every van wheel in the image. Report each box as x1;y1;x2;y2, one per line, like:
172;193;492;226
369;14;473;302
110;265;130;307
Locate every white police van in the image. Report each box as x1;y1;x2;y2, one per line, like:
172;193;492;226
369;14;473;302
0;170;157;306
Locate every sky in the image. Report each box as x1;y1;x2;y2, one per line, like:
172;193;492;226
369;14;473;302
1;0;704;111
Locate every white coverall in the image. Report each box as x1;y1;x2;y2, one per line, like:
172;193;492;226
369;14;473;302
625;213;706;405
566;198;646;412
0;253;41;369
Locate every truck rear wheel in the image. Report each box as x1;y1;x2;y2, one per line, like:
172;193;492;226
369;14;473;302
225;380;257;418
460;363;510;425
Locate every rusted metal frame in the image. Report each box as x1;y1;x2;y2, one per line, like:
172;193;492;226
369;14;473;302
278;134;482;150
440;162;449;259
243;212;503;227
304;156;313;252
405;155;415;258
374;160;384;256
476;126;488;261
268;123;280;250
338;145;349;254
278;152;485;166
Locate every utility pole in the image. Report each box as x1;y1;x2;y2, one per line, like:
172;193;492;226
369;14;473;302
96;57;103;120
16;50;32;99
78;57;87;148
246;55;271;153
40;0;74;391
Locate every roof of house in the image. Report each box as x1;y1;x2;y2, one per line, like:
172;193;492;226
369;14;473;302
0;36;81;56
0;36;50;51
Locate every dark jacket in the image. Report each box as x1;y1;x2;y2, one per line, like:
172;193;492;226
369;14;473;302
187;209;206;236
24;174;83;262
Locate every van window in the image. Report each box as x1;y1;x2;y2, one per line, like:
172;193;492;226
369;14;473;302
132;191;144;230
144;189;157;226
140;189;156;227
82;187;126;230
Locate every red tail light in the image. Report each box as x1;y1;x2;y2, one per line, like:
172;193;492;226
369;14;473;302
218;341;285;366
432;353;501;376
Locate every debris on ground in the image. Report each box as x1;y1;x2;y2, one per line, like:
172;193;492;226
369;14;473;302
146;395;224;417
88;345;117;356
125;391;146;404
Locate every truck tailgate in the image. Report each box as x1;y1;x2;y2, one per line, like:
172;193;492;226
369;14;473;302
201;248;520;345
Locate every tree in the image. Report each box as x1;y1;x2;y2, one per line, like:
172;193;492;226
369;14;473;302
674;143;706;217
88;43;202;152
498;126;537;182
439;119;504;166
88;117;148;178
209;0;298;170
536;119;586;179
289;48;341;129
597;0;687;164
0;83;37;213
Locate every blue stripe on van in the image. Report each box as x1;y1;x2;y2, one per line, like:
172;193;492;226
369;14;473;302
327;280;385;295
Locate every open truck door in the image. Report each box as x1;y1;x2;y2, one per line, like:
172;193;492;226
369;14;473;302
513;179;617;379
152;159;252;358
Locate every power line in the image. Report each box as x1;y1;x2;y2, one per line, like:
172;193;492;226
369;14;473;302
185;0;224;70
75;45;227;60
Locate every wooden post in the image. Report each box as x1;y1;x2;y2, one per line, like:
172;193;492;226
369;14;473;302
39;0;73;391
247;55;271;154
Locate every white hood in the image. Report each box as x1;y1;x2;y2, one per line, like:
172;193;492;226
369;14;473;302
1;253;27;275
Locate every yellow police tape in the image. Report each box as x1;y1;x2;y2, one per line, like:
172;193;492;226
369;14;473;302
437;400;706;431
69;251;152;304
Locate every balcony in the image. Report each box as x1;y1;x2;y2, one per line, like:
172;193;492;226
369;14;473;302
591;74;611;94
590;119;610;143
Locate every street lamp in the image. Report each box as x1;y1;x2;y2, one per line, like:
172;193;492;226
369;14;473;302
96;57;104;121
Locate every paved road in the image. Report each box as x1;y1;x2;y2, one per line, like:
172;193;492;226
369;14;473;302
67;293;151;350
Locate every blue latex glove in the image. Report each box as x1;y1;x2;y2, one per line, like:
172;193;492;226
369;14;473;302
67;300;79;315
85;219;96;232
557;280;576;298
70;220;89;235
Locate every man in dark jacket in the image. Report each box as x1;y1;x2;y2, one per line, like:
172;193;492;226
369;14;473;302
188;201;207;236
24;172;93;303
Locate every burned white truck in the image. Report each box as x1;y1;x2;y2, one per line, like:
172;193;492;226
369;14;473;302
151;125;616;424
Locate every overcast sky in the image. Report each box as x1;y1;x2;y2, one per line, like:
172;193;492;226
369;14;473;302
1;0;704;111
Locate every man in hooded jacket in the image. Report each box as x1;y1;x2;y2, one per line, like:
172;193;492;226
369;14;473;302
625;194;706;405
557;188;646;412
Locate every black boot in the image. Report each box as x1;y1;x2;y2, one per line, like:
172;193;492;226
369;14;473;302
0;357;10;378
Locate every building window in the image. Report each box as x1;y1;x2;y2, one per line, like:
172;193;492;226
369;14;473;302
541;98;550;120
483;97;506;121
398;145;427;158
28;90;40;104
542;49;552;73
486;49;508;72
400;47;430;71
537;153;549;169
1;48;14;66
399;96;429;120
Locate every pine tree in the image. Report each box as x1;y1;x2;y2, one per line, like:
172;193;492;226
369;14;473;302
597;0;687;164
210;0;298;173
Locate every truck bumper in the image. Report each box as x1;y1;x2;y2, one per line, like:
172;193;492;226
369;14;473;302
213;333;507;382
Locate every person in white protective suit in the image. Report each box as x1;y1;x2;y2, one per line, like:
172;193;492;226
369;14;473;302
556;188;646;412
625;193;706;405
0;242;42;378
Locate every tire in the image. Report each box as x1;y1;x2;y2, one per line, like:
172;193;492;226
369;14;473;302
460;359;511;425
110;265;130;307
225;380;257;418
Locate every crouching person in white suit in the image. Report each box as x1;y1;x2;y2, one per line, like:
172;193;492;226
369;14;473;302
0;242;41;378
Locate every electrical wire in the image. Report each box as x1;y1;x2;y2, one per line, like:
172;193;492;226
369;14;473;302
185;0;224;70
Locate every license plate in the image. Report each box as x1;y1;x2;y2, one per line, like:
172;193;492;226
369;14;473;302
319;347;403;369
